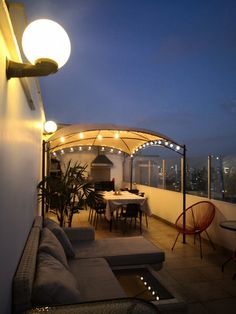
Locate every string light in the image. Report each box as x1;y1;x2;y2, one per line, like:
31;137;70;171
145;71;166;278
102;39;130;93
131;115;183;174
139;275;160;301
54;137;183;157
59;145;125;155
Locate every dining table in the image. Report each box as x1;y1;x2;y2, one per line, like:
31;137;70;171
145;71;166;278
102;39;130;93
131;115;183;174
103;190;152;221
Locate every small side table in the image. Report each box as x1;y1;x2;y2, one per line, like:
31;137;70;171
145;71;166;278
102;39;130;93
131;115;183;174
220;220;236;279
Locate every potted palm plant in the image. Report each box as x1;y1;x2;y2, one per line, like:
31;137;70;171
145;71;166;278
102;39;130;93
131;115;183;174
38;160;103;226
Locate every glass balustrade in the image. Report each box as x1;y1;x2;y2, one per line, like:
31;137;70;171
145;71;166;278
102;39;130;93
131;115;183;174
124;154;236;204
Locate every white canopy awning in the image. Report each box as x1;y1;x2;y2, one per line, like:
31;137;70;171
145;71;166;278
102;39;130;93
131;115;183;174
47;123;184;156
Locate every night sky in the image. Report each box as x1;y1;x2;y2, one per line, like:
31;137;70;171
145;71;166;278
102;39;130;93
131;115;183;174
17;0;236;157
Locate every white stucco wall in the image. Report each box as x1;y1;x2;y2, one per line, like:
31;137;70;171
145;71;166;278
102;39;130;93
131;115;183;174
59;151;124;189
0;2;44;313
130;183;236;251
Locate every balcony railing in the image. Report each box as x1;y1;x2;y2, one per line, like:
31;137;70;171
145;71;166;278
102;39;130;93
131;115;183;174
124;154;236;204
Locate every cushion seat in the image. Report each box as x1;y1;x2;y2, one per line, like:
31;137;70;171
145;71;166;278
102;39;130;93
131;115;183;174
72;236;165;267
68;258;126;302
13;217;165;312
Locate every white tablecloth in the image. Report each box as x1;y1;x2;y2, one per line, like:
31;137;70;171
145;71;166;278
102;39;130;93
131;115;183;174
103;191;152;221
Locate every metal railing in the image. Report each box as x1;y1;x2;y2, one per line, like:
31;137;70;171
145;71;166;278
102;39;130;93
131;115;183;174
124;154;236;204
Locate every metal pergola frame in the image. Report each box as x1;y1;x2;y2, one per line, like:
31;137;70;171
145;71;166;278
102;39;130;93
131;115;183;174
42;123;187;243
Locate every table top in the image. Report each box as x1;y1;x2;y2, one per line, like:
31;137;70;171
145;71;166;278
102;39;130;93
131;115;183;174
103;190;145;201
220;220;236;231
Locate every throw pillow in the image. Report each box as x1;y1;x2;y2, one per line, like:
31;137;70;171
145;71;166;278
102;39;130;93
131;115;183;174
32;252;80;306
44;218;75;258
39;228;68;269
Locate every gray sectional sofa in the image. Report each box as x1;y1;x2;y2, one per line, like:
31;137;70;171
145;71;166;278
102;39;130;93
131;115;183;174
13;216;165;313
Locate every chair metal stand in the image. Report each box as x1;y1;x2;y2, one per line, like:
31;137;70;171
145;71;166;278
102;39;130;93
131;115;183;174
121;203;142;234
93;209;106;229
89;201;106;229
171;232;181;251
171;201;216;259
205;230;216;250
88;207;94;223
172;230;215;259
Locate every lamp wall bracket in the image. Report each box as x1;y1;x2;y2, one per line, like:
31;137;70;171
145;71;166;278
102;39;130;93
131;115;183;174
6;58;58;79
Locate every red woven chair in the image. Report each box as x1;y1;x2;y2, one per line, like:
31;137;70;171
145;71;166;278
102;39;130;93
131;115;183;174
171;201;216;258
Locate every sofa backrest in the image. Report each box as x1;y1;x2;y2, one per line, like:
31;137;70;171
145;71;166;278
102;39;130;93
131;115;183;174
33;216;43;228
12;216;43;313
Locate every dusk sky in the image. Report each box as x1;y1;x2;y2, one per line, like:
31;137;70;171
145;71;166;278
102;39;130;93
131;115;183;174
18;0;236;157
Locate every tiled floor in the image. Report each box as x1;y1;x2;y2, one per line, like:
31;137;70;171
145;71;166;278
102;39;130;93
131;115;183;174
70;210;236;314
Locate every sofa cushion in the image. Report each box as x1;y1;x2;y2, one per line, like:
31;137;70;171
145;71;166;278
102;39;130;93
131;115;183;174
64;226;95;242
44;218;75;258
33;216;43;228
32;252;80;306
68;258;126;302
72;236;165;267
39;228;68;269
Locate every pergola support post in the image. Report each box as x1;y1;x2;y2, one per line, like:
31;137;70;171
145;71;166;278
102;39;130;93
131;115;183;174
162;159;166;189
42;140;46;219
208;155;212;199
181;145;186;243
130;155;133;190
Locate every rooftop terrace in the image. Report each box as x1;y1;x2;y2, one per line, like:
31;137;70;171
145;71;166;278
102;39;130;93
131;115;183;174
68;210;236;314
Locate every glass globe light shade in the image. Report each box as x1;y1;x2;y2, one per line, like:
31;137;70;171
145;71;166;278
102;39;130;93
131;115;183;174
44;121;57;133
22;19;71;68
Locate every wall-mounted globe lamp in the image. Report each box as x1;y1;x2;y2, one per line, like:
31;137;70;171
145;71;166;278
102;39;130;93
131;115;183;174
44;120;57;134
6;19;71;79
